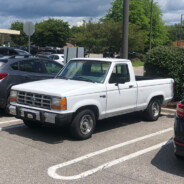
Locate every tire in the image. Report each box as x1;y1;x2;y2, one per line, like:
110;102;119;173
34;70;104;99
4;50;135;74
5;96;10;114
70;109;96;140
23;120;42;129
174;152;184;159
144;99;161;121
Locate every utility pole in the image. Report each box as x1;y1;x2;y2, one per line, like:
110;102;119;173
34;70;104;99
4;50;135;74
180;14;184;47
149;0;153;50
121;0;129;59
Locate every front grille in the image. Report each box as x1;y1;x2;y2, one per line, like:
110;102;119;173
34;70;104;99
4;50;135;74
17;91;51;109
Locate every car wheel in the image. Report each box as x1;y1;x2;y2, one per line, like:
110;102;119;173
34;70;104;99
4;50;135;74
5;96;10;114
23;120;42;129
144;99;161;121
70;109;96;140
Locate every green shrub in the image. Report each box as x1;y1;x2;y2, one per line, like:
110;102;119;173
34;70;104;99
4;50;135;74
144;46;184;100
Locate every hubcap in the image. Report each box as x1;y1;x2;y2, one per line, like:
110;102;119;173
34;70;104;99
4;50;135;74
152;102;160;118
80;114;93;135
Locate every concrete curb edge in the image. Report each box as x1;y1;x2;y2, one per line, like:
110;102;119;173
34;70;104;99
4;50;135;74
161;107;176;115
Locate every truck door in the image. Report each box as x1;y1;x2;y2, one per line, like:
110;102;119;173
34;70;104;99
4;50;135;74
106;63;137;118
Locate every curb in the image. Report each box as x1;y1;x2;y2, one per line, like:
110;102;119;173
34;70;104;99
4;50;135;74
161;108;176;115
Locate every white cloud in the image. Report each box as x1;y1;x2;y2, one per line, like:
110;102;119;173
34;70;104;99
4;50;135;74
155;0;184;25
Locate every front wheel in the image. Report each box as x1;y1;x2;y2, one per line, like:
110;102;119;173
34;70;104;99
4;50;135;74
70;109;96;140
144;99;161;121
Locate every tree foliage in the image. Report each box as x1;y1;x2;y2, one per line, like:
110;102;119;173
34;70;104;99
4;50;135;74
10;21;27;46
144;46;184;100
71;21;122;53
10;19;70;47
33;19;70;47
102;0;170;49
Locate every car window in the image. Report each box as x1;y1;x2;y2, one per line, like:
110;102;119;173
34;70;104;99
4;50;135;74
15;49;29;56
0;48;8;55
109;64;130;84
54;55;59;60
11;62;19;70
19;60;44;73
48;55;54;60
41;60;63;74
9;49;18;55
57;60;111;83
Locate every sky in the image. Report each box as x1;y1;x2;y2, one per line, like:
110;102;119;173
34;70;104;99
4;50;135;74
0;0;184;29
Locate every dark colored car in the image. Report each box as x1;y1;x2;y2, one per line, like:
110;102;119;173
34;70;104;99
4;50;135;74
0;47;30;58
0;57;63;111
174;100;184;157
103;48;114;58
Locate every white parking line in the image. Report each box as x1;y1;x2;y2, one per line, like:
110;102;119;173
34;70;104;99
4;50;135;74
0;119;22;125
48;127;173;180
0;124;24;131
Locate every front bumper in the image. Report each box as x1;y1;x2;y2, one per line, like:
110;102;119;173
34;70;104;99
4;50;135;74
174;115;184;157
9;105;73;126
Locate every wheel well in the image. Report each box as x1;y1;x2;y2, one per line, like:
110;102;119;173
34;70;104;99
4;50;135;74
150;95;164;104
74;105;99;120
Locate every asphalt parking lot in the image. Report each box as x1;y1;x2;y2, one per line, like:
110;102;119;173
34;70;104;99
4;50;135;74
0;109;183;184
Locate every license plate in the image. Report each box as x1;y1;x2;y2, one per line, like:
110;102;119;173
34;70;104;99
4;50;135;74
20;108;40;121
27;113;33;119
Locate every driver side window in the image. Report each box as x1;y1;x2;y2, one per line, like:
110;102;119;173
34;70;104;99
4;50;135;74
109;64;130;84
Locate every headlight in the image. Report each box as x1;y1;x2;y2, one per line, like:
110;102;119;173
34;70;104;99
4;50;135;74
51;97;67;110
10;90;18;102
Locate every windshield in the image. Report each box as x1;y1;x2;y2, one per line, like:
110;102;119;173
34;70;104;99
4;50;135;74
15;49;29;56
57;60;111;83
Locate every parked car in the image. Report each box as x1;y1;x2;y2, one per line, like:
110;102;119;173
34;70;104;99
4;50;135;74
0;47;30;58
173;100;184;157
103;48;114;58
36;52;52;59
49;54;64;65
0;57;63;112
9;58;174;140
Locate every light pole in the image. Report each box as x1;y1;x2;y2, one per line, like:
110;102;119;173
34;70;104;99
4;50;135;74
180;14;184;47
121;0;129;59
149;0;153;50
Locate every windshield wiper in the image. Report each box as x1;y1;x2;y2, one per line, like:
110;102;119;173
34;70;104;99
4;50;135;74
72;76;94;83
57;76;68;80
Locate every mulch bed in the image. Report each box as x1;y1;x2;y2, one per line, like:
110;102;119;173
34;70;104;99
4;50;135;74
162;101;178;109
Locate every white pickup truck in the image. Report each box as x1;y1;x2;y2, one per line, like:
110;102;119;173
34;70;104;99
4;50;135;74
9;58;174;139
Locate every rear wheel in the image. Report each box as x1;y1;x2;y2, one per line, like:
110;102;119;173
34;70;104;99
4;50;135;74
70;109;96;140
144;99;161;121
23;120;42;129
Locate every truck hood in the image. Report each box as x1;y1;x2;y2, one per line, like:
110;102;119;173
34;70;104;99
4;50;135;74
12;79;105;97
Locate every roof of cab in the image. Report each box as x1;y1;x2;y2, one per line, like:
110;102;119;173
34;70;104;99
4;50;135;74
71;58;131;63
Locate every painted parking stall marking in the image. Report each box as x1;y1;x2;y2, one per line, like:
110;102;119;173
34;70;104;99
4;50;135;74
48;127;173;180
0;124;24;131
0;119;21;125
0;119;23;131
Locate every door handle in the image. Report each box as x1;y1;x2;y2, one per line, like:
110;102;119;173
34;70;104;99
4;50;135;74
129;85;134;88
100;95;106;98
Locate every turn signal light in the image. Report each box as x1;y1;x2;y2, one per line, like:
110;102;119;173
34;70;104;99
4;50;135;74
10;97;17;102
51;97;67;110
176;103;184;117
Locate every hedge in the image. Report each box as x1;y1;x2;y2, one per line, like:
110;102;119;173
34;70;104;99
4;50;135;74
144;46;184;100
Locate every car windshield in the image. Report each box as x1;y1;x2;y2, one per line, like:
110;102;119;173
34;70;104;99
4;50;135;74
15;49;29;56
57;60;111;83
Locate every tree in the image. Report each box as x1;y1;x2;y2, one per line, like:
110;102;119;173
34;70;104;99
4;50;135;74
102;0;170;49
70;21;146;53
10;21;27;46
32;19;70;47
